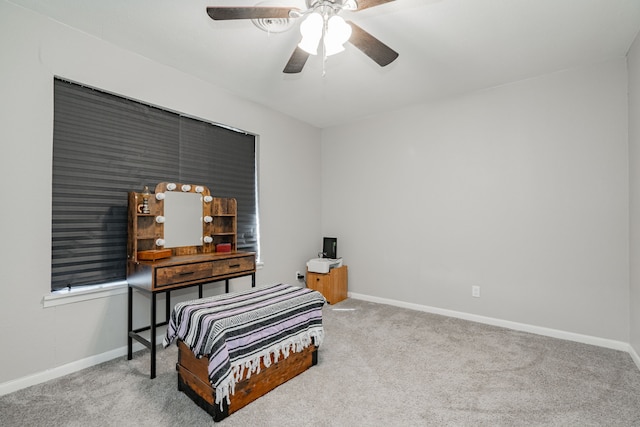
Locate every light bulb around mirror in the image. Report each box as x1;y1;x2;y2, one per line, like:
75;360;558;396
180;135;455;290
195;186;204;193
166;183;176;191
181;184;191;192
203;195;213;203
155;238;165;247
155;192;165;201
203;216;213;223
203;236;213;244
155;216;165;223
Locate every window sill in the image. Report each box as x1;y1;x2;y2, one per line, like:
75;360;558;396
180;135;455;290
43;262;263;308
43;281;128;308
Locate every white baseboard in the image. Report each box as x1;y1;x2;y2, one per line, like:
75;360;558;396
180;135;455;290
0;334;164;397
348;292;632;354
630;344;640;371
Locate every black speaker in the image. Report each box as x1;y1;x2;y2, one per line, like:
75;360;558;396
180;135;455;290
323;237;337;259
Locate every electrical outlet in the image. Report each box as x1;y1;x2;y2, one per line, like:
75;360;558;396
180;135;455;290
472;285;480;298
296;271;304;281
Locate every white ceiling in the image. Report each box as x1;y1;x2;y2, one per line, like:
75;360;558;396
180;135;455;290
9;0;640;128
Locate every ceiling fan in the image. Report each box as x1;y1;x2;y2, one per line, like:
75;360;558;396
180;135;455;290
206;0;399;74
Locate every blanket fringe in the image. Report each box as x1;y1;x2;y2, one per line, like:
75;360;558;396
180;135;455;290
214;327;324;408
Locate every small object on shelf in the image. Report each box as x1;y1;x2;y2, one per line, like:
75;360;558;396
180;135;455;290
216;243;232;253
137;249;172;261
141;185;151;214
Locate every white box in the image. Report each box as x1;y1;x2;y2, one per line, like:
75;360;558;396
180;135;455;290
306;258;343;274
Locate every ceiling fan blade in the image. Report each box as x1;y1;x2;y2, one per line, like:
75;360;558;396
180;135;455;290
354;0;396;11
347;21;399;67
283;46;310;74
206;6;298;21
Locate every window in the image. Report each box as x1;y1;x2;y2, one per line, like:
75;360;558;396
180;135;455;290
51;78;258;291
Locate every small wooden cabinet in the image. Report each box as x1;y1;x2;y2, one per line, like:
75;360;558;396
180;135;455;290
307;265;348;304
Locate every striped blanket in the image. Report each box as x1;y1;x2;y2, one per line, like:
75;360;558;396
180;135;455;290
163;283;325;407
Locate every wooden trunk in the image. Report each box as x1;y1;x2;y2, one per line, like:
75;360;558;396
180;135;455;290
176;340;318;421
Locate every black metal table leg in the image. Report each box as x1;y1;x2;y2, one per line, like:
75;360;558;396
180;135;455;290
165;290;171;323
127;286;133;360
150;292;157;379
225;279;229;293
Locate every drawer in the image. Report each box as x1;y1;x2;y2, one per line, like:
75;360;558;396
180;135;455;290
212;256;255;276
156;262;213;287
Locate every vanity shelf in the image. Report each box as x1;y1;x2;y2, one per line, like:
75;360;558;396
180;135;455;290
210;198;237;252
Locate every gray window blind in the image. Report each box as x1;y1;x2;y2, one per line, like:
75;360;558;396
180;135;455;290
52;78;258;291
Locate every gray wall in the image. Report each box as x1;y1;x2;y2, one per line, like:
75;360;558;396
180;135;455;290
321;59;630;344
1;0;639;391
0;1;322;386
629;31;640;359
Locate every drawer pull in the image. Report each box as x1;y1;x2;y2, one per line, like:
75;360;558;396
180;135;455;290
179;271;195;276
229;264;241;269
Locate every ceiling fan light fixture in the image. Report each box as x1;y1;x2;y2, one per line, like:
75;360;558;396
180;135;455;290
206;0;399;74
298;12;323;54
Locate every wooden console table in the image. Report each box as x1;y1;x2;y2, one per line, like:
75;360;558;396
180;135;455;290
127;252;256;379
126;182;257;378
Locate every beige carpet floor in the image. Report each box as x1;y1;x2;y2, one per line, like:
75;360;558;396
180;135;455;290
2;298;640;426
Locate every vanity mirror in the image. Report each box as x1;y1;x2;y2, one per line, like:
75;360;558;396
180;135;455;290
163;189;205;248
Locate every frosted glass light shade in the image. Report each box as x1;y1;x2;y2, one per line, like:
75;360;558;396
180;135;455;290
298;12;323;55
325;15;352;56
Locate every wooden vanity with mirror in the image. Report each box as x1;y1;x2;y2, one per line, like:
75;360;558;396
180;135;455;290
126;182;256;378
